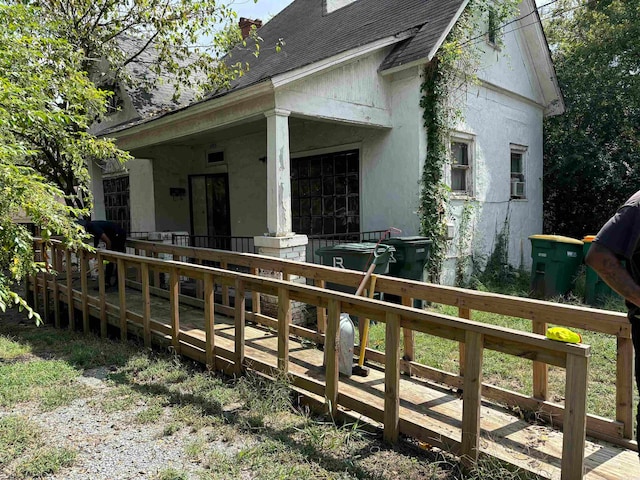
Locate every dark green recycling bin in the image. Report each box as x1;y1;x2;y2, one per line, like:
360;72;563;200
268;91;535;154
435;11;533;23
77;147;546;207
529;235;583;299
382;236;432;308
316;243;394;294
582;235;618;306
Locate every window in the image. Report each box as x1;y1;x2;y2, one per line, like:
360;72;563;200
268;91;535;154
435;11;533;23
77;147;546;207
450;138;473;196
207;150;224;164
103;175;130;233
291;149;359;235
510;145;527;199
487;8;498;45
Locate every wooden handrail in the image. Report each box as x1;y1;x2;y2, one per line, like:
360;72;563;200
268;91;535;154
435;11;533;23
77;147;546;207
35;239;594;479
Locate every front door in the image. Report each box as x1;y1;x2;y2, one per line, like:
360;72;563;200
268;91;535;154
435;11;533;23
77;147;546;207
189;174;231;249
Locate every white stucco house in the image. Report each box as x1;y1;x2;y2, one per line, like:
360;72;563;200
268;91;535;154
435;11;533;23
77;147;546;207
91;0;563;285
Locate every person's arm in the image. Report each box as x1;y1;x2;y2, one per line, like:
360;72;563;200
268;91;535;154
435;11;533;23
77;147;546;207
585;242;640;307
100;233;112;250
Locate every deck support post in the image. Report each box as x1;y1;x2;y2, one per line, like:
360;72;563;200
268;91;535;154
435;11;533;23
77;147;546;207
42;243;50;324
460;330;484;466
169;267;180;353
251;267;261;316
204;274;216;370
617;335;634;439
384;313;401;443
221;261;230;306
316;279;327;336
401;296;414;362
80;250;89;333
141;262;151;347
52;244;61;328
458;307;471;376
561;353;589;480
98;252;107;338
533;319;548;400
325;299;340;416
65;250;74;330
234;279;246;375
277;287;291;372
118;258;127;341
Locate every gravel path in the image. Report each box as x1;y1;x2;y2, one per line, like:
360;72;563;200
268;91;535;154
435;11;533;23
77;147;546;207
1;366;216;480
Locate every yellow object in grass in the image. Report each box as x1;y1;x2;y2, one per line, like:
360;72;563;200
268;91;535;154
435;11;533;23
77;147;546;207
546;327;582;344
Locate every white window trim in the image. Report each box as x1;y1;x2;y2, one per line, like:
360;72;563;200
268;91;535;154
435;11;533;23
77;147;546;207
449;132;475;199
509;144;528;201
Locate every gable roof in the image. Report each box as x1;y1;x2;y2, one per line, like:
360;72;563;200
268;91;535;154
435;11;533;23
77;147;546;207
217;0;466;95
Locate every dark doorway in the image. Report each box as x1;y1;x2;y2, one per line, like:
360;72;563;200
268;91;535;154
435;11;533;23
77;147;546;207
189;174;231;249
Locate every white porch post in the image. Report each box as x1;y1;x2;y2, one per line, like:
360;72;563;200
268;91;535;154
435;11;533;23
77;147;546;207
265;108;292;236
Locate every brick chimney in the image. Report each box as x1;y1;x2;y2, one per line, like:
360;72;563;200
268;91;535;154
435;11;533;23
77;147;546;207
239;17;262;39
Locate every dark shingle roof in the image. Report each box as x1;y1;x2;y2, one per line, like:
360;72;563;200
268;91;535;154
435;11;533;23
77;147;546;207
221;0;466;93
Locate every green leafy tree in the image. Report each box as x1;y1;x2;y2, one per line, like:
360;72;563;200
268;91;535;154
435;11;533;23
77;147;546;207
8;0;260;209
0;3;130;319
543;0;640;237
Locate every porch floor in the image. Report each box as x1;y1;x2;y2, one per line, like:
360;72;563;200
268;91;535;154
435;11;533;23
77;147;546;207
71;283;639;479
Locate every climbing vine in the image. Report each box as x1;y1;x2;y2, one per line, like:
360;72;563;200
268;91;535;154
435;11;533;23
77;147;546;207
455;201;476;286
419;0;520;281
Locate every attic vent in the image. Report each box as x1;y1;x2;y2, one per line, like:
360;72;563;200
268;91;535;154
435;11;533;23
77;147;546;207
207;151;224;164
325;0;358;14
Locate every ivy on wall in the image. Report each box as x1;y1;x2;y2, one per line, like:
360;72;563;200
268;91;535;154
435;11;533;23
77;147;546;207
419;0;520;282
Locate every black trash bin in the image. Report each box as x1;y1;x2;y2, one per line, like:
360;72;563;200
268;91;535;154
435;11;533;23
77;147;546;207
315;242;394;294
382;236;431;308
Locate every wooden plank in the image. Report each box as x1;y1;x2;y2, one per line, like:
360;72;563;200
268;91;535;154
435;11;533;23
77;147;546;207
324;299;340;416
251;267;261;315
234;279;246;375
80;250;89;333
98;253;107;338
277;287;291;372
152;251;160;288
316;279;326;335
118;258;127;341
384;312;401;443
561;354;589;480
65;250;74;330
52;245;61;328
141;263;151;347
532;319;548;400
204;274;215;370
617;336;634;439
42;248;50;324
460;330;484;466
170;268;180;354
196;259;204;299
134;249;141;283
458;307;470;376
221;261;229;306
402;296;414;361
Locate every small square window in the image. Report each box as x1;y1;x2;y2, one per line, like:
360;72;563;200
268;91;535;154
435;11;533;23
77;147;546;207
510;145;527;199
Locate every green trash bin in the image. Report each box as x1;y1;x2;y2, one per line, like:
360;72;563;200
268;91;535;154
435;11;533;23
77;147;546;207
381;236;432;308
315;242;395;294
529;235;583;299
582;235;618;306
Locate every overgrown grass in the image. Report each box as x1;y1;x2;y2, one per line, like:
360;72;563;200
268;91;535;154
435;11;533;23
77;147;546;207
0;315;541;480
0;415;76;479
368;269;629;420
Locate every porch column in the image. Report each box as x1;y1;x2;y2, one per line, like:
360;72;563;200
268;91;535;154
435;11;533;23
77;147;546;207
265;108;292;236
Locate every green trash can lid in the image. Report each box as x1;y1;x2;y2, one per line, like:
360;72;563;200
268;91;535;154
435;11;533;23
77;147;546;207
317;242;385;253
528;234;583;245
382;236;432;245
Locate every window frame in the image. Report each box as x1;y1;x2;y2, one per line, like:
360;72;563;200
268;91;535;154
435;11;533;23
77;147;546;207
290;148;361;236
449;133;475;198
509;144;528;200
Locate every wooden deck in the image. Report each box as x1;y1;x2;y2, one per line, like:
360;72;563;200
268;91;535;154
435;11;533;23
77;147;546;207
28;239;640;479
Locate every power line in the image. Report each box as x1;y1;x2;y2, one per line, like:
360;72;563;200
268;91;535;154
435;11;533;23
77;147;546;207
457;0;597;50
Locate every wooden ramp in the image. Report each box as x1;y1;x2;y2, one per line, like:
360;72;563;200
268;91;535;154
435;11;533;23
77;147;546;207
96;286;638;480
